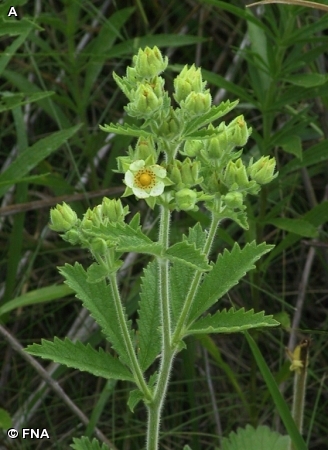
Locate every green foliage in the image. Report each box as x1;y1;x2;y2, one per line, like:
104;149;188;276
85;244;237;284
1;1;327;448
58;263;134;368
137;261;161;372
26;338;134;381
221;425;289;450
187;242;274;324
70;437;110;450
186;308;278;335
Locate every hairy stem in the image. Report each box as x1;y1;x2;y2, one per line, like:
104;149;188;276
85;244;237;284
108;272;152;401
146;205;174;450
171;213;220;346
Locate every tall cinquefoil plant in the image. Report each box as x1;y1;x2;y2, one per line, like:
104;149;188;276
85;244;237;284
26;47;279;450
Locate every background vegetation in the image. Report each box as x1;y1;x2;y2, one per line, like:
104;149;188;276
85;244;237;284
0;0;328;449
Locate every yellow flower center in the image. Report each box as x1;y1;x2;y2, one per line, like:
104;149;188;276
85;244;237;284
135;169;155;188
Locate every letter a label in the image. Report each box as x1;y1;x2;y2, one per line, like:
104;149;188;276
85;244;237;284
8;7;18;17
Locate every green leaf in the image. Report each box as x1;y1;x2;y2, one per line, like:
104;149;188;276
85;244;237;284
137;261;161;371
0;284;73;317
186;308;279;336
221;424;289;450
245;332;308;450
58;263;133;367
0;124;82;198
70;436;110;450
26;338;134;381
188;242;273;325
0;91;54;112
127;389;144;413
97;222;163;256
99;122;152;138
166;241;211;272
264;218;318;238
276;135;302;160
81;8;134;107
182;100;239;138
86;261;123;283
170;223;207;324
0;17;42;35
284;73;328;87
0;407;12;429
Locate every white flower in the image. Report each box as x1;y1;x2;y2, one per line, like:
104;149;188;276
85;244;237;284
124;160;167;198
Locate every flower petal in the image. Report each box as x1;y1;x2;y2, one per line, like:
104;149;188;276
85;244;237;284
150;181;164;196
130;160;145;171
124;170;134;188
132;186;150;198
151;165;166;178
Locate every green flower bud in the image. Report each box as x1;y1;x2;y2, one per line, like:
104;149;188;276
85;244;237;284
173;64;205;104
183;139;203;157
223;191;244;209
126;83;163;117
132;46;168;79
227;115;251;147
247;156;278;184
101;198;129;223
49;202;78;232
156;107;180;139
90;238;108;255
81;208;96;230
169;158;202;189
183;91;212;116
134;137;158;163
223;159;249;189
175;188;198;211
63;229;82;245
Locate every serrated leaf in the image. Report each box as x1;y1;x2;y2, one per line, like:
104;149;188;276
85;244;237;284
26;338;134;381
188;242;273;325
170;223;207;324
86;261;123;283
99;122;152;138
186;308;279;336
127;389;144;413
166;241;210;271
70;436;110;450
137;261;161;371
97;222;163;256
58;263;133;367
221;424;289;450
182;100;239;138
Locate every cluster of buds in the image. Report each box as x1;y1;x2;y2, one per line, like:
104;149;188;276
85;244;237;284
50;198;129;254
100;46;277;226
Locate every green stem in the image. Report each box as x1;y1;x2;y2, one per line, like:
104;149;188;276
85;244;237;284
146;205;174;450
171;213;220;346
108;272;152;401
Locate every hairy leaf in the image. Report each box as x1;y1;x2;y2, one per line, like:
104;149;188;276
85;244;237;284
187;242;273;325
58;263;133;367
71;436;110;450
166;240;210;272
137;261;161;371
99;122;152;138
26;338;134;381
186;308;279;335
182;100;238;138
170;223;207;324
